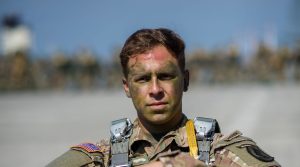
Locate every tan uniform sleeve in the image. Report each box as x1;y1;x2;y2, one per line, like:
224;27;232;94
46;149;96;167
46;144;105;167
211;131;281;167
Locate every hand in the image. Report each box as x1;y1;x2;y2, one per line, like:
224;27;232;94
158;152;208;167
140;161;163;167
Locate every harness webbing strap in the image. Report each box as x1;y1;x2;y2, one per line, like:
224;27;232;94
193;117;220;165
111;139;129;167
110;118;132;167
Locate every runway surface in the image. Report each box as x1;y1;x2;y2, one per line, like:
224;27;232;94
0;84;299;166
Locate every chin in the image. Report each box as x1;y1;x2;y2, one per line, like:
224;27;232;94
149;113;173;125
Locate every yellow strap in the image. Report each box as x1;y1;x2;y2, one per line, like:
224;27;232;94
186;120;198;158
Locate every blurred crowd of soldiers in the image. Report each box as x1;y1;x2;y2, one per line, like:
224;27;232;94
1;42;300;91
188;43;300;85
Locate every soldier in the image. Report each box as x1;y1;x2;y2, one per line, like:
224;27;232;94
46;28;280;167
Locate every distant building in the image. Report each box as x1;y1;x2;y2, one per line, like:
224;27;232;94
0;14;32;56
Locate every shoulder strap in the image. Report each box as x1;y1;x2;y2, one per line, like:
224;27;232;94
186;117;220;165
194;117;220;164
110;118;133;167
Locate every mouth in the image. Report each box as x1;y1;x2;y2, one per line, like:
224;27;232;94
147;102;168;110
148;102;168;106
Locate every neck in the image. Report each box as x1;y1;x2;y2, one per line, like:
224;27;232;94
139;112;183;136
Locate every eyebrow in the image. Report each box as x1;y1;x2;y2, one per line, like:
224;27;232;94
128;61;179;76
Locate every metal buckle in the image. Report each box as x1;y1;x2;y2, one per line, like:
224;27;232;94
110;118;133;142
194;117;215;140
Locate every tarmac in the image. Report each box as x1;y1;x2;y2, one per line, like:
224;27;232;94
0;84;299;167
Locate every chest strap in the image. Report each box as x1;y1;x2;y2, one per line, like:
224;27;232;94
110;118;133;167
186;117;220;164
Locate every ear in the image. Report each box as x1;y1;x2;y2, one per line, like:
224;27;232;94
183;70;189;92
122;77;131;98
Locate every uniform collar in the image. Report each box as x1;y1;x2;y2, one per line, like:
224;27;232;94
129;115;189;159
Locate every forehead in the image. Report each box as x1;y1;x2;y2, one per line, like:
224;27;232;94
127;45;178;68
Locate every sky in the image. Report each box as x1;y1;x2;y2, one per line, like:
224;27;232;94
0;0;297;61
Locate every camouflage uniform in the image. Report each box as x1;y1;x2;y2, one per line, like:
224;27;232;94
46;115;280;167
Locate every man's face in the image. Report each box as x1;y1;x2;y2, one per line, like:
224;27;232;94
123;45;188;126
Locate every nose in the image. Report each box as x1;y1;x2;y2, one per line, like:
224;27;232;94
149;78;164;99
